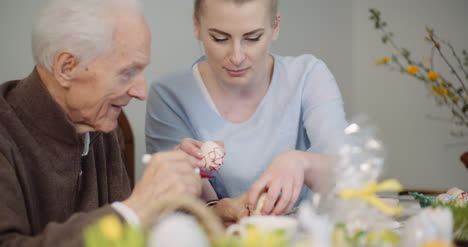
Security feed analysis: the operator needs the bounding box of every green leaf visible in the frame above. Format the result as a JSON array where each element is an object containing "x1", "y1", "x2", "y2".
[
  {"x1": 463, "y1": 104, "x2": 468, "y2": 113},
  {"x1": 402, "y1": 49, "x2": 410, "y2": 58},
  {"x1": 382, "y1": 36, "x2": 388, "y2": 44}
]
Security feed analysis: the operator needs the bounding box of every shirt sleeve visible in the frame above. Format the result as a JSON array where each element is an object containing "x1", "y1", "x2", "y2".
[
  {"x1": 145, "y1": 81, "x2": 196, "y2": 154},
  {"x1": 111, "y1": 202, "x2": 140, "y2": 227},
  {"x1": 0, "y1": 153, "x2": 120, "y2": 247},
  {"x1": 301, "y1": 59, "x2": 348, "y2": 154}
]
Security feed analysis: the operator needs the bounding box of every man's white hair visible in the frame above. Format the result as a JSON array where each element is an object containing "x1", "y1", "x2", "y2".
[{"x1": 32, "y1": 0, "x2": 143, "y2": 72}]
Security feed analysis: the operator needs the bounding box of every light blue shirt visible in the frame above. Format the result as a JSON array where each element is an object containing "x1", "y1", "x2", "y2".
[{"x1": 146, "y1": 54, "x2": 347, "y2": 202}]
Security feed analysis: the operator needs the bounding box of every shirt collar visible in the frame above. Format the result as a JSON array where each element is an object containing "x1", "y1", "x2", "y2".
[{"x1": 9, "y1": 68, "x2": 101, "y2": 148}]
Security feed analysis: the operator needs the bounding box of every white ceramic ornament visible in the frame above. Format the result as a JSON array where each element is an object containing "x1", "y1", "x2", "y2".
[
  {"x1": 147, "y1": 213, "x2": 210, "y2": 247},
  {"x1": 201, "y1": 141, "x2": 225, "y2": 171}
]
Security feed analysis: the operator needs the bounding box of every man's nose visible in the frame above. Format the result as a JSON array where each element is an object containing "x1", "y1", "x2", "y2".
[{"x1": 128, "y1": 75, "x2": 147, "y2": 101}]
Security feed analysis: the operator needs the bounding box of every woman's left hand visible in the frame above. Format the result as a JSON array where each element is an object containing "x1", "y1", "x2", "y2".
[
  {"x1": 246, "y1": 150, "x2": 306, "y2": 216},
  {"x1": 210, "y1": 194, "x2": 249, "y2": 227}
]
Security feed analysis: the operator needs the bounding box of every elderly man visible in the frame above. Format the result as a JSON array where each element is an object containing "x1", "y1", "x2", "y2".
[{"x1": 0, "y1": 0, "x2": 202, "y2": 246}]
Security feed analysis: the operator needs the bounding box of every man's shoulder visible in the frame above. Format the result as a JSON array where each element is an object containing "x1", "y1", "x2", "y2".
[
  {"x1": 0, "y1": 111, "x2": 17, "y2": 158},
  {"x1": 0, "y1": 80, "x2": 22, "y2": 142},
  {"x1": 0, "y1": 80, "x2": 20, "y2": 114}
]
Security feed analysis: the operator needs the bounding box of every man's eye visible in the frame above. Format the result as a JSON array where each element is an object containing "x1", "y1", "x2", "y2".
[
  {"x1": 211, "y1": 35, "x2": 228, "y2": 42},
  {"x1": 121, "y1": 69, "x2": 136, "y2": 80}
]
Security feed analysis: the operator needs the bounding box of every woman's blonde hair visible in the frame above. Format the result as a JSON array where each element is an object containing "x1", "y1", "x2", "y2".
[{"x1": 194, "y1": 0, "x2": 278, "y2": 26}]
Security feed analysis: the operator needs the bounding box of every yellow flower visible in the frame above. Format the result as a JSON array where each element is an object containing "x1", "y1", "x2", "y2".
[
  {"x1": 441, "y1": 88, "x2": 449, "y2": 96},
  {"x1": 381, "y1": 57, "x2": 390, "y2": 64},
  {"x1": 407, "y1": 65, "x2": 418, "y2": 75},
  {"x1": 440, "y1": 79, "x2": 446, "y2": 85},
  {"x1": 375, "y1": 57, "x2": 390, "y2": 65},
  {"x1": 432, "y1": 86, "x2": 449, "y2": 96},
  {"x1": 428, "y1": 71, "x2": 439, "y2": 80},
  {"x1": 244, "y1": 225, "x2": 261, "y2": 246},
  {"x1": 421, "y1": 238, "x2": 454, "y2": 247},
  {"x1": 98, "y1": 215, "x2": 123, "y2": 242}
]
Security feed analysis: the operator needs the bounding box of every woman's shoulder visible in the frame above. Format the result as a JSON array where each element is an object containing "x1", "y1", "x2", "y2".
[
  {"x1": 273, "y1": 54, "x2": 332, "y2": 83},
  {"x1": 150, "y1": 68, "x2": 195, "y2": 90},
  {"x1": 274, "y1": 54, "x2": 327, "y2": 69}
]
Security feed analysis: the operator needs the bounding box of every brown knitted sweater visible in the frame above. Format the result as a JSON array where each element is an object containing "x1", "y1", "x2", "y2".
[{"x1": 0, "y1": 69, "x2": 132, "y2": 246}]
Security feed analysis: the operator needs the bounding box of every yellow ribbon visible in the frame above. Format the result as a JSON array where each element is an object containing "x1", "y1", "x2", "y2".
[{"x1": 338, "y1": 179, "x2": 404, "y2": 216}]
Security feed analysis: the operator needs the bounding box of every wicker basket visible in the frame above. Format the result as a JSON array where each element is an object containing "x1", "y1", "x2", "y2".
[{"x1": 140, "y1": 196, "x2": 224, "y2": 243}]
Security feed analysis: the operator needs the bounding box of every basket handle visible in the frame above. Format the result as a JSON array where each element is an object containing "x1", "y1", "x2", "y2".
[{"x1": 141, "y1": 196, "x2": 224, "y2": 242}]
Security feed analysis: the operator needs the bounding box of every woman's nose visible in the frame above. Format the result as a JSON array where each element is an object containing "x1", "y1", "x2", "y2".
[{"x1": 229, "y1": 42, "x2": 246, "y2": 66}]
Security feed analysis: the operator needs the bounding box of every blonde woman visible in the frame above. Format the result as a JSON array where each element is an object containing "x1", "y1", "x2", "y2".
[{"x1": 146, "y1": 0, "x2": 347, "y2": 220}]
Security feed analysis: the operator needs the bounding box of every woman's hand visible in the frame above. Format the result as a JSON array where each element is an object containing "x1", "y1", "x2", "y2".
[
  {"x1": 210, "y1": 194, "x2": 249, "y2": 227},
  {"x1": 247, "y1": 150, "x2": 306, "y2": 216},
  {"x1": 247, "y1": 151, "x2": 336, "y2": 216},
  {"x1": 174, "y1": 138, "x2": 224, "y2": 160}
]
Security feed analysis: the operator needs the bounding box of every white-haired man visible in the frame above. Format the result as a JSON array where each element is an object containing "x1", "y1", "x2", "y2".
[{"x1": 0, "y1": 0, "x2": 202, "y2": 246}]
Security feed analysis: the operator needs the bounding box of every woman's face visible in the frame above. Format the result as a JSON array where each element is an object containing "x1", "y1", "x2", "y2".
[{"x1": 194, "y1": 0, "x2": 280, "y2": 87}]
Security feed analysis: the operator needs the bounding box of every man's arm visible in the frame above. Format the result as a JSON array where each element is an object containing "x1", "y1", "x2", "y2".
[{"x1": 0, "y1": 153, "x2": 122, "y2": 247}]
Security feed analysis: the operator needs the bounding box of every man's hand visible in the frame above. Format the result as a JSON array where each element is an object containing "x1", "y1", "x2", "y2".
[
  {"x1": 211, "y1": 194, "x2": 249, "y2": 227},
  {"x1": 123, "y1": 150, "x2": 203, "y2": 219},
  {"x1": 247, "y1": 150, "x2": 306, "y2": 216}
]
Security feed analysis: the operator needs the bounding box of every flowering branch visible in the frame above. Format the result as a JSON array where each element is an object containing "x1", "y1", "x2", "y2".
[{"x1": 369, "y1": 8, "x2": 468, "y2": 136}]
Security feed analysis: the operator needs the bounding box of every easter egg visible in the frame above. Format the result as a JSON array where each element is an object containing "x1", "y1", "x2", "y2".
[{"x1": 201, "y1": 141, "x2": 225, "y2": 171}]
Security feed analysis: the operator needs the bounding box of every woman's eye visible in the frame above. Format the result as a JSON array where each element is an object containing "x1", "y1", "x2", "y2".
[
  {"x1": 211, "y1": 35, "x2": 228, "y2": 42},
  {"x1": 246, "y1": 34, "x2": 263, "y2": 42}
]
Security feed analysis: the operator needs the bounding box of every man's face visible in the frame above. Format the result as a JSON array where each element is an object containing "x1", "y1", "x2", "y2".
[{"x1": 65, "y1": 13, "x2": 151, "y2": 133}]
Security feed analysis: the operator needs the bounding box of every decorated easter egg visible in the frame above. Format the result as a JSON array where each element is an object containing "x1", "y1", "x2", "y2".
[
  {"x1": 251, "y1": 193, "x2": 267, "y2": 216},
  {"x1": 201, "y1": 141, "x2": 225, "y2": 171}
]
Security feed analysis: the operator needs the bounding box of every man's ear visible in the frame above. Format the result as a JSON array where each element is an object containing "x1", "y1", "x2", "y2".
[
  {"x1": 53, "y1": 50, "x2": 80, "y2": 88},
  {"x1": 193, "y1": 15, "x2": 201, "y2": 41},
  {"x1": 272, "y1": 13, "x2": 281, "y2": 41}
]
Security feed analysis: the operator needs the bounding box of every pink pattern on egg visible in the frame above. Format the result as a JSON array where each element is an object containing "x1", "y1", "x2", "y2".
[{"x1": 206, "y1": 147, "x2": 224, "y2": 170}]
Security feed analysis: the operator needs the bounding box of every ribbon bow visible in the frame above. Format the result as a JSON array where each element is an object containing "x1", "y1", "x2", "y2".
[{"x1": 338, "y1": 179, "x2": 404, "y2": 216}]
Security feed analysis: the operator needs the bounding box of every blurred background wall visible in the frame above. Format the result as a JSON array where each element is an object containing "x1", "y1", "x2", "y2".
[{"x1": 0, "y1": 0, "x2": 466, "y2": 190}]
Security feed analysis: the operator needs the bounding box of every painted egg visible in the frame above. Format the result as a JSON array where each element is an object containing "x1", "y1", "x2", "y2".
[
  {"x1": 201, "y1": 141, "x2": 225, "y2": 171},
  {"x1": 251, "y1": 193, "x2": 267, "y2": 216}
]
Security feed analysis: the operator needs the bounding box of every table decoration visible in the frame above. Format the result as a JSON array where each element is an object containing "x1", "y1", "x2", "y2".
[
  {"x1": 369, "y1": 8, "x2": 468, "y2": 169},
  {"x1": 369, "y1": 8, "x2": 468, "y2": 136},
  {"x1": 83, "y1": 119, "x2": 462, "y2": 246},
  {"x1": 410, "y1": 188, "x2": 468, "y2": 243}
]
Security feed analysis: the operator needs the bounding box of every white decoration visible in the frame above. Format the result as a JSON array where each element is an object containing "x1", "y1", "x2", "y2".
[{"x1": 147, "y1": 213, "x2": 210, "y2": 247}]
